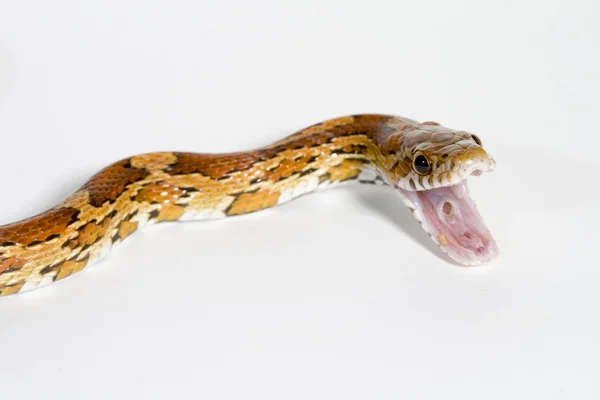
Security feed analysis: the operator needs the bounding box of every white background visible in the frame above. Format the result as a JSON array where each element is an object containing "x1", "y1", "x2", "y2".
[{"x1": 0, "y1": 1, "x2": 599, "y2": 399}]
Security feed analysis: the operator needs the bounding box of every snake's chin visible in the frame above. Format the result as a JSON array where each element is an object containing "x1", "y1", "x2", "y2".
[{"x1": 396, "y1": 179, "x2": 498, "y2": 266}]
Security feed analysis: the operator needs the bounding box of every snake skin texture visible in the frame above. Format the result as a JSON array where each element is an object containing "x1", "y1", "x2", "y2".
[{"x1": 0, "y1": 114, "x2": 497, "y2": 296}]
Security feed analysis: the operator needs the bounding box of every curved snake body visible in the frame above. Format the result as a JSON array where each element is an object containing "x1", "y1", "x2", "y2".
[{"x1": 0, "y1": 114, "x2": 497, "y2": 296}]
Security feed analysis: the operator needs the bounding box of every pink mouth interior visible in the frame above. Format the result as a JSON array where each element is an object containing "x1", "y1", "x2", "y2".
[{"x1": 399, "y1": 180, "x2": 498, "y2": 265}]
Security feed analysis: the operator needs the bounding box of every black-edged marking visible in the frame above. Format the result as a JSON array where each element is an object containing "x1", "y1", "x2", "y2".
[
  {"x1": 46, "y1": 234, "x2": 61, "y2": 242},
  {"x1": 265, "y1": 163, "x2": 281, "y2": 172},
  {"x1": 125, "y1": 209, "x2": 139, "y2": 221},
  {"x1": 40, "y1": 260, "x2": 64, "y2": 276},
  {"x1": 106, "y1": 210, "x2": 118, "y2": 219},
  {"x1": 409, "y1": 178, "x2": 417, "y2": 191},
  {"x1": 299, "y1": 167, "x2": 318, "y2": 177},
  {"x1": 66, "y1": 210, "x2": 81, "y2": 226},
  {"x1": 149, "y1": 209, "x2": 160, "y2": 219}
]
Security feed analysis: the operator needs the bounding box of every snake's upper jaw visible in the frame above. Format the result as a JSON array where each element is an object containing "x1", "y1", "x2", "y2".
[{"x1": 396, "y1": 176, "x2": 498, "y2": 266}]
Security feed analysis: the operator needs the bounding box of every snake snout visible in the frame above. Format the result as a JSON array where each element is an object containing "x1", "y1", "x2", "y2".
[{"x1": 451, "y1": 148, "x2": 496, "y2": 183}]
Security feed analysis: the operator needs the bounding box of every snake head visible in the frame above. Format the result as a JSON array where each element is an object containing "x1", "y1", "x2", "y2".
[{"x1": 377, "y1": 119, "x2": 498, "y2": 265}]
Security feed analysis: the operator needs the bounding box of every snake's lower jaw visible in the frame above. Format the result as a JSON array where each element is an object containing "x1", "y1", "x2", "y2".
[{"x1": 396, "y1": 180, "x2": 498, "y2": 266}]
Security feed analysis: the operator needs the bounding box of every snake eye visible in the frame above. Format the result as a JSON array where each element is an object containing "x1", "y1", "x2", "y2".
[
  {"x1": 413, "y1": 154, "x2": 431, "y2": 175},
  {"x1": 471, "y1": 134, "x2": 482, "y2": 147}
]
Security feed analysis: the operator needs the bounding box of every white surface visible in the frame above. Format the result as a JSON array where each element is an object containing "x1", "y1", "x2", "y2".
[{"x1": 0, "y1": 1, "x2": 599, "y2": 398}]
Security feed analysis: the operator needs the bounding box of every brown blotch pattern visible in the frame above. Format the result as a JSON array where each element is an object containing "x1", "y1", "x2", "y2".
[
  {"x1": 82, "y1": 159, "x2": 149, "y2": 207},
  {"x1": 135, "y1": 181, "x2": 185, "y2": 205},
  {"x1": 169, "y1": 152, "x2": 261, "y2": 180},
  {"x1": 76, "y1": 218, "x2": 112, "y2": 247},
  {"x1": 0, "y1": 208, "x2": 80, "y2": 246},
  {"x1": 168, "y1": 115, "x2": 393, "y2": 181},
  {"x1": 130, "y1": 152, "x2": 178, "y2": 170}
]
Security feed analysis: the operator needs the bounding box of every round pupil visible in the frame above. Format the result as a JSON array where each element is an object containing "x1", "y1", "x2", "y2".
[{"x1": 414, "y1": 155, "x2": 430, "y2": 174}]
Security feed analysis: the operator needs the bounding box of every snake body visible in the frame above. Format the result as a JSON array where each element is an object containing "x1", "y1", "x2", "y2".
[{"x1": 0, "y1": 114, "x2": 497, "y2": 296}]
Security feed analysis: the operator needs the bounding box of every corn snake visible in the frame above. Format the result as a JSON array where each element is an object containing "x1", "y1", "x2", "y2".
[{"x1": 0, "y1": 114, "x2": 497, "y2": 296}]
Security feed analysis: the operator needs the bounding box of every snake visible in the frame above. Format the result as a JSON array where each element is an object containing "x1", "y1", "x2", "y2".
[{"x1": 0, "y1": 114, "x2": 498, "y2": 296}]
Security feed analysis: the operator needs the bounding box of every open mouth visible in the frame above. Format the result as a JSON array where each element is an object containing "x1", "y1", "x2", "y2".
[{"x1": 396, "y1": 173, "x2": 498, "y2": 265}]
